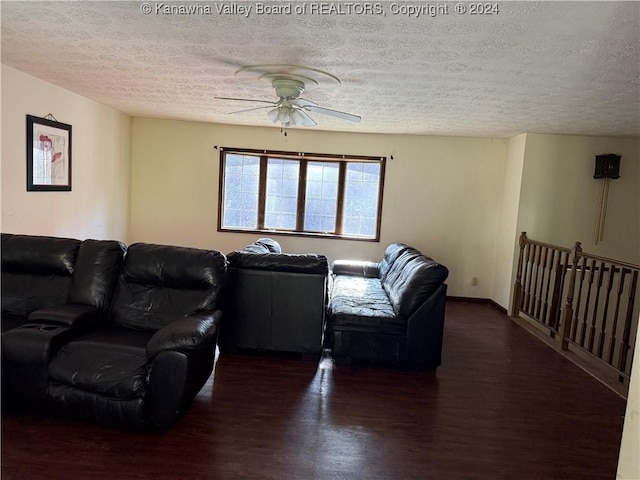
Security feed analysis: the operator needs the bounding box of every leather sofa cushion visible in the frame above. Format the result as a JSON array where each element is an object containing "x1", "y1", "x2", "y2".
[
  {"x1": 68, "y1": 240, "x2": 126, "y2": 309},
  {"x1": 329, "y1": 276, "x2": 405, "y2": 334},
  {"x1": 49, "y1": 328, "x2": 153, "y2": 399},
  {"x1": 378, "y1": 243, "x2": 416, "y2": 283},
  {"x1": 382, "y1": 246, "x2": 423, "y2": 287},
  {"x1": 112, "y1": 243, "x2": 227, "y2": 331},
  {"x1": 1, "y1": 234, "x2": 81, "y2": 319},
  {"x1": 382, "y1": 254, "x2": 449, "y2": 318},
  {"x1": 48, "y1": 384, "x2": 147, "y2": 426},
  {"x1": 1, "y1": 233, "x2": 80, "y2": 276},
  {"x1": 1, "y1": 275, "x2": 73, "y2": 321},
  {"x1": 122, "y1": 243, "x2": 226, "y2": 291}
]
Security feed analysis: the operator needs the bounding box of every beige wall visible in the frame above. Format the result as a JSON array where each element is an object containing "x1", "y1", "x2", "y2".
[
  {"x1": 517, "y1": 133, "x2": 640, "y2": 264},
  {"x1": 3, "y1": 64, "x2": 637, "y2": 304},
  {"x1": 130, "y1": 117, "x2": 507, "y2": 298},
  {"x1": 1, "y1": 65, "x2": 131, "y2": 241},
  {"x1": 617, "y1": 317, "x2": 640, "y2": 479},
  {"x1": 491, "y1": 134, "x2": 526, "y2": 310}
]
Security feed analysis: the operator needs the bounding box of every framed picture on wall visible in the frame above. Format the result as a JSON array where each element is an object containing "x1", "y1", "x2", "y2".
[{"x1": 26, "y1": 114, "x2": 72, "y2": 191}]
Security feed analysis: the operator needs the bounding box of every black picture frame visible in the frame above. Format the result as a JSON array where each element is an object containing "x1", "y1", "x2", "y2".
[{"x1": 26, "y1": 114, "x2": 72, "y2": 191}]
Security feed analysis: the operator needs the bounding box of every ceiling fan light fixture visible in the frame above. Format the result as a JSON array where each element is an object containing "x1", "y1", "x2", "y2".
[
  {"x1": 290, "y1": 109, "x2": 306, "y2": 126},
  {"x1": 268, "y1": 105, "x2": 309, "y2": 128},
  {"x1": 277, "y1": 108, "x2": 291, "y2": 124},
  {"x1": 267, "y1": 107, "x2": 280, "y2": 123}
]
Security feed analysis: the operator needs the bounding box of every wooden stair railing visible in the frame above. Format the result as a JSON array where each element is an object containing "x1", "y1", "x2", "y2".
[
  {"x1": 512, "y1": 233, "x2": 571, "y2": 334},
  {"x1": 512, "y1": 232, "x2": 638, "y2": 390}
]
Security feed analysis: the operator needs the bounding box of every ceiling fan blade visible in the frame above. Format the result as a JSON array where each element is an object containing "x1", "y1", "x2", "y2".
[
  {"x1": 215, "y1": 96, "x2": 276, "y2": 105},
  {"x1": 303, "y1": 105, "x2": 361, "y2": 123},
  {"x1": 227, "y1": 105, "x2": 273, "y2": 115},
  {"x1": 290, "y1": 97, "x2": 318, "y2": 107}
]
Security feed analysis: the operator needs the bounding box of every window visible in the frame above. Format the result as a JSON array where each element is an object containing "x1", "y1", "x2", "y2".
[{"x1": 219, "y1": 148, "x2": 386, "y2": 241}]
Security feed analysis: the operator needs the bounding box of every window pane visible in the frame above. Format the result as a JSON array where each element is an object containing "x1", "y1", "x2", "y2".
[
  {"x1": 219, "y1": 150, "x2": 384, "y2": 240},
  {"x1": 304, "y1": 162, "x2": 338, "y2": 233},
  {"x1": 342, "y1": 162, "x2": 381, "y2": 237},
  {"x1": 265, "y1": 158, "x2": 299, "y2": 230},
  {"x1": 222, "y1": 154, "x2": 259, "y2": 229}
]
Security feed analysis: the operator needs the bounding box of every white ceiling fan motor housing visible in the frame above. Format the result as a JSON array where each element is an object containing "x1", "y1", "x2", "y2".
[{"x1": 272, "y1": 79, "x2": 305, "y2": 99}]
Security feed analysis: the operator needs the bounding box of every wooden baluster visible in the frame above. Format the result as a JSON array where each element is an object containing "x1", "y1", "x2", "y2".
[
  {"x1": 597, "y1": 263, "x2": 617, "y2": 359},
  {"x1": 521, "y1": 243, "x2": 530, "y2": 313},
  {"x1": 618, "y1": 270, "x2": 638, "y2": 375},
  {"x1": 511, "y1": 232, "x2": 527, "y2": 318},
  {"x1": 572, "y1": 256, "x2": 588, "y2": 342},
  {"x1": 542, "y1": 248, "x2": 554, "y2": 327},
  {"x1": 523, "y1": 243, "x2": 535, "y2": 314},
  {"x1": 528, "y1": 244, "x2": 537, "y2": 318},
  {"x1": 580, "y1": 258, "x2": 597, "y2": 348},
  {"x1": 607, "y1": 268, "x2": 628, "y2": 365},
  {"x1": 535, "y1": 246, "x2": 548, "y2": 323},
  {"x1": 549, "y1": 250, "x2": 565, "y2": 331},
  {"x1": 559, "y1": 242, "x2": 582, "y2": 350},
  {"x1": 527, "y1": 244, "x2": 540, "y2": 316},
  {"x1": 588, "y1": 261, "x2": 606, "y2": 353}
]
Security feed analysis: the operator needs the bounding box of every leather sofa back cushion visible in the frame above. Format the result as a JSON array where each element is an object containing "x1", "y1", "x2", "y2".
[
  {"x1": 1, "y1": 233, "x2": 80, "y2": 276},
  {"x1": 379, "y1": 243, "x2": 415, "y2": 283},
  {"x1": 227, "y1": 252, "x2": 328, "y2": 274},
  {"x1": 1, "y1": 234, "x2": 80, "y2": 317},
  {"x1": 111, "y1": 243, "x2": 227, "y2": 331},
  {"x1": 68, "y1": 240, "x2": 126, "y2": 309},
  {"x1": 382, "y1": 253, "x2": 449, "y2": 318}
]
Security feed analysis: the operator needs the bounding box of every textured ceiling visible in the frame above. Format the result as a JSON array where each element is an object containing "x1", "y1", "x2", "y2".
[{"x1": 1, "y1": 1, "x2": 639, "y2": 137}]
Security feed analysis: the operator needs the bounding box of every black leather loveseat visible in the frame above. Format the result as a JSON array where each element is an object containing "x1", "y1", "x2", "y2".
[
  {"x1": 327, "y1": 243, "x2": 449, "y2": 370},
  {"x1": 219, "y1": 238, "x2": 328, "y2": 357},
  {"x1": 2, "y1": 233, "x2": 227, "y2": 428}
]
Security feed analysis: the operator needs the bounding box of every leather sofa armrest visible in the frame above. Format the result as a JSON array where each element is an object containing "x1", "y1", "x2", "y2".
[
  {"x1": 403, "y1": 283, "x2": 448, "y2": 369},
  {"x1": 146, "y1": 310, "x2": 221, "y2": 358},
  {"x1": 27, "y1": 304, "x2": 102, "y2": 327},
  {"x1": 331, "y1": 260, "x2": 380, "y2": 278}
]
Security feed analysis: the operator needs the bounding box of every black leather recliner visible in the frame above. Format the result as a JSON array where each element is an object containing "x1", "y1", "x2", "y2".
[
  {"x1": 46, "y1": 242, "x2": 228, "y2": 428},
  {"x1": 1, "y1": 233, "x2": 126, "y2": 410},
  {"x1": 220, "y1": 238, "x2": 328, "y2": 357}
]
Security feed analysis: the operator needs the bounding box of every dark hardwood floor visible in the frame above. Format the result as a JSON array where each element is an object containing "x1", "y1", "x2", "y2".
[{"x1": 1, "y1": 302, "x2": 627, "y2": 480}]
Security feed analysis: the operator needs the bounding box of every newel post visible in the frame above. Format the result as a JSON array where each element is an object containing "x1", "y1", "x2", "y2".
[
  {"x1": 511, "y1": 232, "x2": 528, "y2": 318},
  {"x1": 559, "y1": 241, "x2": 582, "y2": 350}
]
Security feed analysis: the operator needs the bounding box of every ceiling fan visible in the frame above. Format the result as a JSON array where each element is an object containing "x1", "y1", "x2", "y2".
[{"x1": 215, "y1": 65, "x2": 361, "y2": 128}]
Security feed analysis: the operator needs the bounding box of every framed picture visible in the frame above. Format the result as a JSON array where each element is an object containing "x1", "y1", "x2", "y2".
[{"x1": 26, "y1": 115, "x2": 72, "y2": 191}]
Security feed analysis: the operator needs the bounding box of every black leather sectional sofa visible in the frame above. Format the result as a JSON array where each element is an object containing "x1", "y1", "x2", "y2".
[
  {"x1": 1, "y1": 233, "x2": 227, "y2": 428},
  {"x1": 2, "y1": 233, "x2": 449, "y2": 429},
  {"x1": 328, "y1": 243, "x2": 449, "y2": 370}
]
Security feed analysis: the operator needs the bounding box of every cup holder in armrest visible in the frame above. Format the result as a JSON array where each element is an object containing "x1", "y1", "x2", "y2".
[
  {"x1": 19, "y1": 324, "x2": 60, "y2": 332},
  {"x1": 40, "y1": 325, "x2": 60, "y2": 332}
]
